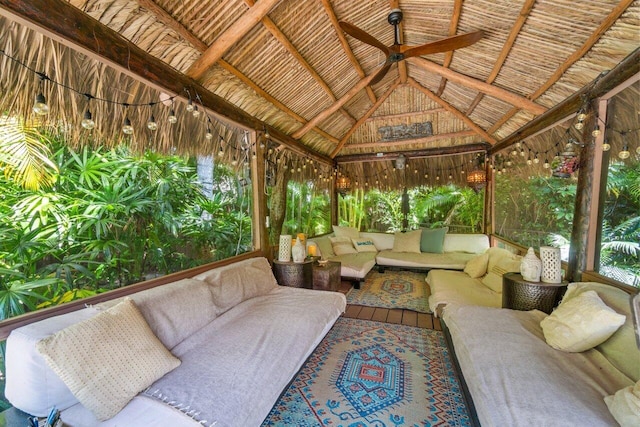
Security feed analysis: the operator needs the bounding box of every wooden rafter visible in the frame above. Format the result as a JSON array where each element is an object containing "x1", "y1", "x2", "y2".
[
  {"x1": 390, "y1": 0, "x2": 408, "y2": 83},
  {"x1": 321, "y1": 0, "x2": 377, "y2": 104},
  {"x1": 366, "y1": 108, "x2": 446, "y2": 122},
  {"x1": 137, "y1": 0, "x2": 339, "y2": 144},
  {"x1": 408, "y1": 56, "x2": 546, "y2": 115},
  {"x1": 340, "y1": 130, "x2": 478, "y2": 150},
  {"x1": 292, "y1": 72, "x2": 378, "y2": 139},
  {"x1": 244, "y1": 0, "x2": 356, "y2": 125},
  {"x1": 490, "y1": 0, "x2": 633, "y2": 135},
  {"x1": 330, "y1": 80, "x2": 401, "y2": 158},
  {"x1": 436, "y1": 0, "x2": 463, "y2": 96},
  {"x1": 0, "y1": 0, "x2": 333, "y2": 166},
  {"x1": 336, "y1": 142, "x2": 490, "y2": 163},
  {"x1": 465, "y1": 0, "x2": 536, "y2": 117},
  {"x1": 186, "y1": 0, "x2": 281, "y2": 80},
  {"x1": 409, "y1": 78, "x2": 497, "y2": 144}
]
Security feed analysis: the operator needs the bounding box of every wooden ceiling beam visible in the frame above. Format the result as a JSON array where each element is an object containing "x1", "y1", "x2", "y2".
[
  {"x1": 366, "y1": 108, "x2": 446, "y2": 122},
  {"x1": 0, "y1": 0, "x2": 333, "y2": 166},
  {"x1": 186, "y1": 0, "x2": 280, "y2": 80},
  {"x1": 330, "y1": 80, "x2": 400, "y2": 158},
  {"x1": 409, "y1": 57, "x2": 546, "y2": 115},
  {"x1": 336, "y1": 141, "x2": 490, "y2": 163},
  {"x1": 408, "y1": 78, "x2": 497, "y2": 144},
  {"x1": 465, "y1": 0, "x2": 536, "y2": 117},
  {"x1": 341, "y1": 130, "x2": 478, "y2": 150},
  {"x1": 490, "y1": 0, "x2": 633, "y2": 135},
  {"x1": 217, "y1": 60, "x2": 339, "y2": 143},
  {"x1": 245, "y1": 0, "x2": 356, "y2": 126},
  {"x1": 321, "y1": 0, "x2": 377, "y2": 104},
  {"x1": 136, "y1": 0, "x2": 207, "y2": 52},
  {"x1": 436, "y1": 0, "x2": 463, "y2": 96},
  {"x1": 292, "y1": 72, "x2": 378, "y2": 139},
  {"x1": 491, "y1": 48, "x2": 640, "y2": 154}
]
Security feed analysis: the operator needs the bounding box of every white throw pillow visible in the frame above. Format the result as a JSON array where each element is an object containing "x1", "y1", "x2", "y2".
[
  {"x1": 464, "y1": 252, "x2": 489, "y2": 278},
  {"x1": 332, "y1": 225, "x2": 360, "y2": 239},
  {"x1": 604, "y1": 380, "x2": 640, "y2": 427},
  {"x1": 351, "y1": 238, "x2": 377, "y2": 253},
  {"x1": 36, "y1": 298, "x2": 180, "y2": 421},
  {"x1": 481, "y1": 256, "x2": 522, "y2": 293},
  {"x1": 392, "y1": 230, "x2": 422, "y2": 254},
  {"x1": 540, "y1": 290, "x2": 626, "y2": 352},
  {"x1": 330, "y1": 236, "x2": 357, "y2": 255}
]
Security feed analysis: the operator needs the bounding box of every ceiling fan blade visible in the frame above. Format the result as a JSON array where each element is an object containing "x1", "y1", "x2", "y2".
[
  {"x1": 402, "y1": 30, "x2": 484, "y2": 58},
  {"x1": 339, "y1": 21, "x2": 390, "y2": 55},
  {"x1": 370, "y1": 62, "x2": 393, "y2": 85}
]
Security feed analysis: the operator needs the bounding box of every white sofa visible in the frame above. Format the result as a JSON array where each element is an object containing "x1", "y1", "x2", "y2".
[
  {"x1": 426, "y1": 246, "x2": 522, "y2": 315},
  {"x1": 308, "y1": 231, "x2": 490, "y2": 285},
  {"x1": 5, "y1": 257, "x2": 346, "y2": 427},
  {"x1": 442, "y1": 282, "x2": 640, "y2": 426}
]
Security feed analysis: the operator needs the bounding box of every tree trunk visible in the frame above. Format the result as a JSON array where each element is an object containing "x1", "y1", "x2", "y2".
[{"x1": 269, "y1": 167, "x2": 289, "y2": 246}]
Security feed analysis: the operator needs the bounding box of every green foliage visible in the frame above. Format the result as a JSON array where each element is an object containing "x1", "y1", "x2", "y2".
[
  {"x1": 0, "y1": 137, "x2": 253, "y2": 319},
  {"x1": 283, "y1": 181, "x2": 330, "y2": 236}
]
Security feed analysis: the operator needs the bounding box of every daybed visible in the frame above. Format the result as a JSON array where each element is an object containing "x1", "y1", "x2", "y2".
[
  {"x1": 443, "y1": 282, "x2": 640, "y2": 427},
  {"x1": 426, "y1": 246, "x2": 522, "y2": 315},
  {"x1": 5, "y1": 256, "x2": 346, "y2": 427},
  {"x1": 308, "y1": 226, "x2": 490, "y2": 284}
]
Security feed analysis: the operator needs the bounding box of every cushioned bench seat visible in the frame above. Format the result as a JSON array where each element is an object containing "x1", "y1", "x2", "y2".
[{"x1": 376, "y1": 250, "x2": 476, "y2": 270}]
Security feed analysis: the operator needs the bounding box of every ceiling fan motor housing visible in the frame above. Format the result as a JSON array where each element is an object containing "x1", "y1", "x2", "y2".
[{"x1": 388, "y1": 9, "x2": 403, "y2": 25}]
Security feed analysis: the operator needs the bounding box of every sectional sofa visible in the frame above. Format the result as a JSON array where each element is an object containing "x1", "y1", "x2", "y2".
[
  {"x1": 308, "y1": 226, "x2": 490, "y2": 285},
  {"x1": 5, "y1": 257, "x2": 346, "y2": 426}
]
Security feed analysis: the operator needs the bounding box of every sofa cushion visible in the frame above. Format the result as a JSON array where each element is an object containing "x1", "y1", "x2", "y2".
[
  {"x1": 427, "y1": 270, "x2": 501, "y2": 315},
  {"x1": 420, "y1": 227, "x2": 448, "y2": 253},
  {"x1": 330, "y1": 252, "x2": 377, "y2": 279},
  {"x1": 332, "y1": 225, "x2": 359, "y2": 239},
  {"x1": 540, "y1": 290, "x2": 625, "y2": 353},
  {"x1": 564, "y1": 282, "x2": 639, "y2": 382},
  {"x1": 351, "y1": 237, "x2": 377, "y2": 253},
  {"x1": 127, "y1": 278, "x2": 217, "y2": 349},
  {"x1": 604, "y1": 380, "x2": 640, "y2": 427},
  {"x1": 377, "y1": 250, "x2": 475, "y2": 270},
  {"x1": 314, "y1": 235, "x2": 335, "y2": 259},
  {"x1": 193, "y1": 257, "x2": 279, "y2": 314},
  {"x1": 464, "y1": 252, "x2": 489, "y2": 278},
  {"x1": 481, "y1": 256, "x2": 522, "y2": 293},
  {"x1": 36, "y1": 299, "x2": 180, "y2": 421},
  {"x1": 442, "y1": 233, "x2": 490, "y2": 254},
  {"x1": 330, "y1": 236, "x2": 357, "y2": 255},
  {"x1": 392, "y1": 229, "x2": 421, "y2": 253}
]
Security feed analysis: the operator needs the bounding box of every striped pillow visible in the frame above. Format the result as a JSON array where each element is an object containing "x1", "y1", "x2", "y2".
[{"x1": 351, "y1": 238, "x2": 377, "y2": 253}]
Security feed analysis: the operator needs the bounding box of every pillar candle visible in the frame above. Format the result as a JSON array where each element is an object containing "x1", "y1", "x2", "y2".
[{"x1": 308, "y1": 245, "x2": 317, "y2": 257}]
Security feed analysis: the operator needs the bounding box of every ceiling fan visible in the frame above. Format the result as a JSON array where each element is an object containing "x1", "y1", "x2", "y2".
[{"x1": 340, "y1": 9, "x2": 484, "y2": 85}]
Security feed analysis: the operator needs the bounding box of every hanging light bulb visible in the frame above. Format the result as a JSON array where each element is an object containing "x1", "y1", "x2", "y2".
[
  {"x1": 636, "y1": 146, "x2": 640, "y2": 155},
  {"x1": 602, "y1": 141, "x2": 611, "y2": 151},
  {"x1": 618, "y1": 145, "x2": 631, "y2": 160},
  {"x1": 264, "y1": 126, "x2": 270, "y2": 140},
  {"x1": 33, "y1": 92, "x2": 49, "y2": 115},
  {"x1": 168, "y1": 109, "x2": 178, "y2": 124},
  {"x1": 577, "y1": 111, "x2": 587, "y2": 121},
  {"x1": 81, "y1": 109, "x2": 95, "y2": 130},
  {"x1": 592, "y1": 126, "x2": 601, "y2": 137},
  {"x1": 147, "y1": 115, "x2": 158, "y2": 131},
  {"x1": 520, "y1": 149, "x2": 525, "y2": 157},
  {"x1": 122, "y1": 117, "x2": 134, "y2": 135},
  {"x1": 192, "y1": 105, "x2": 200, "y2": 118},
  {"x1": 533, "y1": 153, "x2": 540, "y2": 164},
  {"x1": 574, "y1": 121, "x2": 584, "y2": 130},
  {"x1": 231, "y1": 155, "x2": 238, "y2": 166},
  {"x1": 543, "y1": 159, "x2": 550, "y2": 169},
  {"x1": 205, "y1": 127, "x2": 213, "y2": 140},
  {"x1": 186, "y1": 99, "x2": 194, "y2": 112},
  {"x1": 252, "y1": 151, "x2": 256, "y2": 159},
  {"x1": 527, "y1": 158, "x2": 533, "y2": 166}
]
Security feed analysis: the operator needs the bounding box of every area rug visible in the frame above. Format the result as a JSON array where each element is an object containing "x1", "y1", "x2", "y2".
[
  {"x1": 262, "y1": 317, "x2": 470, "y2": 426},
  {"x1": 347, "y1": 270, "x2": 431, "y2": 313}
]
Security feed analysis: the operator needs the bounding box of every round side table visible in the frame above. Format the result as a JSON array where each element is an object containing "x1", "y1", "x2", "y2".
[
  {"x1": 272, "y1": 260, "x2": 313, "y2": 288},
  {"x1": 502, "y1": 272, "x2": 567, "y2": 314}
]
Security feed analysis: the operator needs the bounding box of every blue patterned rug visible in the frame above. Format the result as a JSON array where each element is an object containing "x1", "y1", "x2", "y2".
[
  {"x1": 347, "y1": 271, "x2": 431, "y2": 313},
  {"x1": 262, "y1": 317, "x2": 470, "y2": 426}
]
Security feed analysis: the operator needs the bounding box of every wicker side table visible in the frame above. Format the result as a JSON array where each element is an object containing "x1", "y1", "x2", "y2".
[
  {"x1": 272, "y1": 260, "x2": 313, "y2": 289},
  {"x1": 312, "y1": 261, "x2": 341, "y2": 291},
  {"x1": 502, "y1": 272, "x2": 567, "y2": 314}
]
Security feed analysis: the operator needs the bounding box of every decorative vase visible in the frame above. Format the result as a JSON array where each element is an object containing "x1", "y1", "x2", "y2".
[
  {"x1": 292, "y1": 238, "x2": 306, "y2": 263},
  {"x1": 540, "y1": 246, "x2": 562, "y2": 284},
  {"x1": 278, "y1": 235, "x2": 292, "y2": 262},
  {"x1": 520, "y1": 247, "x2": 542, "y2": 282}
]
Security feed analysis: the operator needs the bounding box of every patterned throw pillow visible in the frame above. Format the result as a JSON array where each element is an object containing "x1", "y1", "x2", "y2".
[
  {"x1": 330, "y1": 236, "x2": 357, "y2": 255},
  {"x1": 37, "y1": 298, "x2": 180, "y2": 421},
  {"x1": 351, "y1": 238, "x2": 377, "y2": 253}
]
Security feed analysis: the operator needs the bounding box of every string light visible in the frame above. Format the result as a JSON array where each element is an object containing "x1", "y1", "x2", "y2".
[
  {"x1": 205, "y1": 127, "x2": 213, "y2": 140},
  {"x1": 147, "y1": 114, "x2": 158, "y2": 131},
  {"x1": 81, "y1": 109, "x2": 95, "y2": 130},
  {"x1": 602, "y1": 140, "x2": 611, "y2": 151},
  {"x1": 618, "y1": 144, "x2": 630, "y2": 159},
  {"x1": 168, "y1": 108, "x2": 177, "y2": 123},
  {"x1": 192, "y1": 105, "x2": 200, "y2": 118},
  {"x1": 122, "y1": 116, "x2": 134, "y2": 135},
  {"x1": 32, "y1": 73, "x2": 49, "y2": 116},
  {"x1": 186, "y1": 99, "x2": 194, "y2": 112}
]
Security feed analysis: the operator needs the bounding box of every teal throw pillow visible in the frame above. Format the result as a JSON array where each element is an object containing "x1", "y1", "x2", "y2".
[{"x1": 420, "y1": 227, "x2": 448, "y2": 253}]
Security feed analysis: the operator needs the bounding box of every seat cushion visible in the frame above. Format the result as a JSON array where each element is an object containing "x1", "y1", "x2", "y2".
[
  {"x1": 329, "y1": 252, "x2": 376, "y2": 279},
  {"x1": 426, "y1": 269, "x2": 501, "y2": 315}
]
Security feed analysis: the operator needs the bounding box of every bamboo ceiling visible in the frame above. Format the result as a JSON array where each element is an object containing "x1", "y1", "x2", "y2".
[{"x1": 0, "y1": 0, "x2": 638, "y2": 188}]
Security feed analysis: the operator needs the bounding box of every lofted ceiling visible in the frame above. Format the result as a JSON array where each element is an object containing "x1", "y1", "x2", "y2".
[{"x1": 0, "y1": 0, "x2": 638, "y2": 187}]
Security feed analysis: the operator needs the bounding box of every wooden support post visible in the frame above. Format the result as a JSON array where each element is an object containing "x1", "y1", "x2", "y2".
[
  {"x1": 568, "y1": 99, "x2": 599, "y2": 281},
  {"x1": 251, "y1": 132, "x2": 269, "y2": 256},
  {"x1": 484, "y1": 161, "x2": 494, "y2": 235}
]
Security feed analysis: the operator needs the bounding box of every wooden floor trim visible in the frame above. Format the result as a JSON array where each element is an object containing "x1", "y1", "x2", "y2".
[{"x1": 343, "y1": 304, "x2": 441, "y2": 331}]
